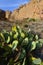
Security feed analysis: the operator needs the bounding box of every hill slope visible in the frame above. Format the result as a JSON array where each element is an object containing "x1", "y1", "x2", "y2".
[
  {"x1": 0, "y1": 0, "x2": 43, "y2": 21},
  {"x1": 9, "y1": 0, "x2": 43, "y2": 21},
  {"x1": 0, "y1": 0, "x2": 43, "y2": 39}
]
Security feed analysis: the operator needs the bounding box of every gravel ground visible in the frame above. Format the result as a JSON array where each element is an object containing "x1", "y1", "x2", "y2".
[{"x1": 0, "y1": 20, "x2": 43, "y2": 38}]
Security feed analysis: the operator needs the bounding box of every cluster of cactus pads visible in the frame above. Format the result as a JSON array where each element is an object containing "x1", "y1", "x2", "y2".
[{"x1": 0, "y1": 25, "x2": 43, "y2": 65}]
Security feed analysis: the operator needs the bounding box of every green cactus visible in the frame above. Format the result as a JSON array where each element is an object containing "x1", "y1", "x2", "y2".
[
  {"x1": 12, "y1": 40, "x2": 19, "y2": 50},
  {"x1": 0, "y1": 25, "x2": 43, "y2": 65},
  {"x1": 3, "y1": 32, "x2": 10, "y2": 44}
]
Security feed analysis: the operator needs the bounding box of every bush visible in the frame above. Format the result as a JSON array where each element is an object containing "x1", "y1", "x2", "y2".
[
  {"x1": 28, "y1": 18, "x2": 36, "y2": 22},
  {"x1": 0, "y1": 25, "x2": 43, "y2": 65}
]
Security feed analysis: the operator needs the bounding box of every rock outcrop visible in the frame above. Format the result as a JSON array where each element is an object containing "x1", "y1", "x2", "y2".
[
  {"x1": 0, "y1": 9, "x2": 5, "y2": 20},
  {"x1": 10, "y1": 0, "x2": 43, "y2": 21},
  {"x1": 5, "y1": 10, "x2": 12, "y2": 20},
  {"x1": 0, "y1": 9, "x2": 12, "y2": 21},
  {"x1": 0, "y1": 0, "x2": 43, "y2": 21}
]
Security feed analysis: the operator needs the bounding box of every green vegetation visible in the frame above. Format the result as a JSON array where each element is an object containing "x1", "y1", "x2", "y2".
[
  {"x1": 27, "y1": 18, "x2": 41, "y2": 22},
  {"x1": 27, "y1": 18, "x2": 36, "y2": 22},
  {"x1": 0, "y1": 25, "x2": 43, "y2": 65},
  {"x1": 22, "y1": 18, "x2": 41, "y2": 22}
]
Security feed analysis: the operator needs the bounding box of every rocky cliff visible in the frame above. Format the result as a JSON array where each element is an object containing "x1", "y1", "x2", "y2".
[
  {"x1": 0, "y1": 0, "x2": 43, "y2": 21},
  {"x1": 10, "y1": 0, "x2": 43, "y2": 21}
]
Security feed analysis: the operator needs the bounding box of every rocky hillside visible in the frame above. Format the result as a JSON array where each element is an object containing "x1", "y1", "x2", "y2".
[
  {"x1": 10, "y1": 0, "x2": 43, "y2": 21},
  {"x1": 0, "y1": 0, "x2": 43, "y2": 39},
  {"x1": 0, "y1": 0, "x2": 43, "y2": 21}
]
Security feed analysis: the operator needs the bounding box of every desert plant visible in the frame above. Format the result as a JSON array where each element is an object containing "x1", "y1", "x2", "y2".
[
  {"x1": 0, "y1": 25, "x2": 43, "y2": 65},
  {"x1": 28, "y1": 18, "x2": 36, "y2": 22}
]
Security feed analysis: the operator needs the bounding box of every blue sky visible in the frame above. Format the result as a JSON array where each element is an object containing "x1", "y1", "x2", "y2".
[{"x1": 0, "y1": 0, "x2": 30, "y2": 11}]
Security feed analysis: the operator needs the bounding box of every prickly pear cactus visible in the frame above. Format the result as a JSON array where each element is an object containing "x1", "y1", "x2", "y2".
[{"x1": 0, "y1": 25, "x2": 43, "y2": 65}]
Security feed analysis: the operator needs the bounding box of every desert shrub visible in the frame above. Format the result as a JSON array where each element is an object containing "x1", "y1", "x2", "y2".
[
  {"x1": 0, "y1": 25, "x2": 43, "y2": 65},
  {"x1": 28, "y1": 18, "x2": 36, "y2": 22}
]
